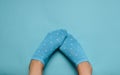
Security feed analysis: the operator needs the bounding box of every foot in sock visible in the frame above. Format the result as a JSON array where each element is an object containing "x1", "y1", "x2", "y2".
[
  {"x1": 31, "y1": 29, "x2": 67, "y2": 66},
  {"x1": 60, "y1": 34, "x2": 89, "y2": 67}
]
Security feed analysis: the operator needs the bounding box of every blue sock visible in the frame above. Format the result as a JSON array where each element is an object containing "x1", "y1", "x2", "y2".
[
  {"x1": 31, "y1": 29, "x2": 67, "y2": 66},
  {"x1": 60, "y1": 34, "x2": 89, "y2": 67}
]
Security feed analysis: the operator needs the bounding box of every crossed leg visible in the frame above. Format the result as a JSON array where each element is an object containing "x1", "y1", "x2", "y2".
[
  {"x1": 29, "y1": 30, "x2": 92, "y2": 75},
  {"x1": 29, "y1": 29, "x2": 67, "y2": 75},
  {"x1": 59, "y1": 34, "x2": 92, "y2": 75},
  {"x1": 29, "y1": 60, "x2": 92, "y2": 75}
]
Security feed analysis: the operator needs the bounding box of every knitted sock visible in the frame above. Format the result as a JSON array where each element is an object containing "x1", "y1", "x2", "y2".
[
  {"x1": 60, "y1": 34, "x2": 89, "y2": 67},
  {"x1": 31, "y1": 29, "x2": 67, "y2": 66}
]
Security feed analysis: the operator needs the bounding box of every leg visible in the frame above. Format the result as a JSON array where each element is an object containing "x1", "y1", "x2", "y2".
[
  {"x1": 29, "y1": 29, "x2": 67, "y2": 75},
  {"x1": 59, "y1": 34, "x2": 92, "y2": 75},
  {"x1": 29, "y1": 60, "x2": 43, "y2": 75},
  {"x1": 77, "y1": 61, "x2": 92, "y2": 75}
]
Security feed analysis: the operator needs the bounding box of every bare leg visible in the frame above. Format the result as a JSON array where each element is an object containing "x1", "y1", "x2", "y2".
[
  {"x1": 29, "y1": 60, "x2": 92, "y2": 75},
  {"x1": 59, "y1": 34, "x2": 92, "y2": 75},
  {"x1": 29, "y1": 60, "x2": 44, "y2": 75},
  {"x1": 29, "y1": 29, "x2": 67, "y2": 75},
  {"x1": 77, "y1": 61, "x2": 92, "y2": 75}
]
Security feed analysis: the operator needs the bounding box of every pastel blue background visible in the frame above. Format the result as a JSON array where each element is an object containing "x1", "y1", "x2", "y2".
[{"x1": 0, "y1": 0, "x2": 120, "y2": 75}]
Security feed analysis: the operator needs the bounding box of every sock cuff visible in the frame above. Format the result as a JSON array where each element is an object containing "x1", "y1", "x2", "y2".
[
  {"x1": 31, "y1": 55, "x2": 46, "y2": 65},
  {"x1": 76, "y1": 58, "x2": 89, "y2": 67}
]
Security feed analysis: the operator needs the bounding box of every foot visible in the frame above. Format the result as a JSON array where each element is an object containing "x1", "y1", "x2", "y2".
[
  {"x1": 60, "y1": 34, "x2": 89, "y2": 67},
  {"x1": 31, "y1": 29, "x2": 67, "y2": 66}
]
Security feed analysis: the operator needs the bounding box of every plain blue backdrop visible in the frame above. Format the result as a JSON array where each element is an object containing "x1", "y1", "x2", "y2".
[{"x1": 0, "y1": 0, "x2": 120, "y2": 75}]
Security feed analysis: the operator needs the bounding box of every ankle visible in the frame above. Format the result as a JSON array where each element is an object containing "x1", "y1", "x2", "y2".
[{"x1": 77, "y1": 62, "x2": 92, "y2": 75}]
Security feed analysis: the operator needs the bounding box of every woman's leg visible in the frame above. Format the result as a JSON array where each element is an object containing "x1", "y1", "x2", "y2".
[
  {"x1": 29, "y1": 60, "x2": 44, "y2": 75},
  {"x1": 77, "y1": 61, "x2": 92, "y2": 75},
  {"x1": 60, "y1": 34, "x2": 92, "y2": 75},
  {"x1": 29, "y1": 29, "x2": 67, "y2": 75}
]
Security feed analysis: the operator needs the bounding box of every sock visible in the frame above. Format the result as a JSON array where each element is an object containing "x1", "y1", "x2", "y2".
[
  {"x1": 31, "y1": 29, "x2": 67, "y2": 66},
  {"x1": 59, "y1": 34, "x2": 89, "y2": 67}
]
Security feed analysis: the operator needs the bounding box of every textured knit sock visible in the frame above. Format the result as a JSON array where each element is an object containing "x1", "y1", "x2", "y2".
[
  {"x1": 60, "y1": 34, "x2": 89, "y2": 67},
  {"x1": 31, "y1": 29, "x2": 67, "y2": 66}
]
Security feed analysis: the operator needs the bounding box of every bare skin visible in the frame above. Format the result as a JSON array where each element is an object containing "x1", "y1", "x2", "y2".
[
  {"x1": 29, "y1": 60, "x2": 92, "y2": 75},
  {"x1": 77, "y1": 61, "x2": 92, "y2": 75},
  {"x1": 29, "y1": 60, "x2": 44, "y2": 75}
]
